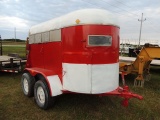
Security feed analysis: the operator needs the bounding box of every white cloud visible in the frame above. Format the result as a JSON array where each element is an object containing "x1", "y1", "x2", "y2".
[
  {"x1": 0, "y1": 15, "x2": 30, "y2": 30},
  {"x1": 0, "y1": 0, "x2": 159, "y2": 41}
]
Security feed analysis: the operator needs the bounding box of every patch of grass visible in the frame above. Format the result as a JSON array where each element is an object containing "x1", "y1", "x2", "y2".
[
  {"x1": 0, "y1": 66, "x2": 160, "y2": 120},
  {"x1": 0, "y1": 41, "x2": 160, "y2": 119},
  {"x1": 1, "y1": 41, "x2": 26, "y2": 45},
  {"x1": 2, "y1": 46, "x2": 26, "y2": 58},
  {"x1": 1, "y1": 41, "x2": 26, "y2": 57}
]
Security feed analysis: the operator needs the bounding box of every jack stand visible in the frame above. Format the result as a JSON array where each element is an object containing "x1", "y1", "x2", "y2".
[
  {"x1": 121, "y1": 72, "x2": 127, "y2": 86},
  {"x1": 134, "y1": 79, "x2": 144, "y2": 87}
]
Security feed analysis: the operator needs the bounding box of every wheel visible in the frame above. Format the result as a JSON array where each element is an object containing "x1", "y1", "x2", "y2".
[
  {"x1": 34, "y1": 80, "x2": 55, "y2": 110},
  {"x1": 21, "y1": 72, "x2": 35, "y2": 97}
]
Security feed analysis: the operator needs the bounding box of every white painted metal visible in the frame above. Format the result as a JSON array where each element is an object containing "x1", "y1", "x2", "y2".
[
  {"x1": 35, "y1": 33, "x2": 42, "y2": 43},
  {"x1": 47, "y1": 75, "x2": 62, "y2": 96},
  {"x1": 91, "y1": 63, "x2": 119, "y2": 93},
  {"x1": 63, "y1": 63, "x2": 92, "y2": 93},
  {"x1": 29, "y1": 35, "x2": 34, "y2": 44},
  {"x1": 29, "y1": 9, "x2": 119, "y2": 35},
  {"x1": 62, "y1": 63, "x2": 119, "y2": 94},
  {"x1": 42, "y1": 32, "x2": 49, "y2": 43}
]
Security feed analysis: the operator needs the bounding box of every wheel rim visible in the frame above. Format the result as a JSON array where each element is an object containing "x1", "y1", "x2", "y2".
[
  {"x1": 37, "y1": 86, "x2": 45, "y2": 104},
  {"x1": 23, "y1": 78, "x2": 29, "y2": 93}
]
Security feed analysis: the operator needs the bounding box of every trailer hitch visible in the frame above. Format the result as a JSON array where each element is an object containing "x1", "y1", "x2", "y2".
[
  {"x1": 119, "y1": 86, "x2": 143, "y2": 107},
  {"x1": 101, "y1": 86, "x2": 143, "y2": 107}
]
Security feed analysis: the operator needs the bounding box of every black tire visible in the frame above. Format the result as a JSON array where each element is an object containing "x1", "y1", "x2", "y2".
[
  {"x1": 21, "y1": 72, "x2": 35, "y2": 97},
  {"x1": 34, "y1": 80, "x2": 55, "y2": 110}
]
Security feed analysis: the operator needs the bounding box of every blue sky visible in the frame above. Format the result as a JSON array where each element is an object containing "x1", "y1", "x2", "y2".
[{"x1": 0, "y1": 0, "x2": 160, "y2": 44}]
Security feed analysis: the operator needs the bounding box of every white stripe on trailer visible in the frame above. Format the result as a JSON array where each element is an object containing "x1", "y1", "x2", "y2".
[
  {"x1": 62, "y1": 63, "x2": 119, "y2": 94},
  {"x1": 1, "y1": 70, "x2": 18, "y2": 73}
]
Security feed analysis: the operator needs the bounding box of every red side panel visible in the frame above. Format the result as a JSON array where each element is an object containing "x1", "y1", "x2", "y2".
[
  {"x1": 29, "y1": 44, "x2": 44, "y2": 68},
  {"x1": 26, "y1": 42, "x2": 62, "y2": 76},
  {"x1": 43, "y1": 42, "x2": 62, "y2": 74}
]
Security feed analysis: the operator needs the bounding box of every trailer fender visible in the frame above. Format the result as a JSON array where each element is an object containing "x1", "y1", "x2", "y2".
[
  {"x1": 24, "y1": 68, "x2": 62, "y2": 97},
  {"x1": 46, "y1": 75, "x2": 62, "y2": 96}
]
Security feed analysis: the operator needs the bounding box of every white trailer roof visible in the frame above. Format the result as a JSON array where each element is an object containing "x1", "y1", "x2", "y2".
[{"x1": 29, "y1": 9, "x2": 119, "y2": 35}]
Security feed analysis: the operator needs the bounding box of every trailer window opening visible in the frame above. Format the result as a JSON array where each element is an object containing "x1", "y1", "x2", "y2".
[
  {"x1": 50, "y1": 29, "x2": 61, "y2": 41},
  {"x1": 29, "y1": 35, "x2": 35, "y2": 44},
  {"x1": 42, "y1": 31, "x2": 49, "y2": 42},
  {"x1": 35, "y1": 33, "x2": 42, "y2": 43},
  {"x1": 88, "y1": 35, "x2": 112, "y2": 46}
]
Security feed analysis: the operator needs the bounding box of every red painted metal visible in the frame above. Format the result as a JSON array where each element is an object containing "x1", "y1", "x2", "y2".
[
  {"x1": 25, "y1": 24, "x2": 143, "y2": 106},
  {"x1": 26, "y1": 25, "x2": 119, "y2": 79},
  {"x1": 62, "y1": 25, "x2": 119, "y2": 64},
  {"x1": 26, "y1": 42, "x2": 62, "y2": 75},
  {"x1": 101, "y1": 86, "x2": 143, "y2": 107}
]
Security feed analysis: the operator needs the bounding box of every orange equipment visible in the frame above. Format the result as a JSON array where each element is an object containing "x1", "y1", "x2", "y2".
[{"x1": 120, "y1": 43, "x2": 160, "y2": 87}]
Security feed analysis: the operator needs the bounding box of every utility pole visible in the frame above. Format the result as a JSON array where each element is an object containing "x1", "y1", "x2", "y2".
[
  {"x1": 15, "y1": 27, "x2": 16, "y2": 42},
  {"x1": 138, "y1": 13, "x2": 146, "y2": 47},
  {"x1": 0, "y1": 35, "x2": 2, "y2": 55}
]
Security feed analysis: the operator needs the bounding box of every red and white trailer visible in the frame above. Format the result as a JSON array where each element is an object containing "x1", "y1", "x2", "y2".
[{"x1": 21, "y1": 9, "x2": 142, "y2": 109}]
